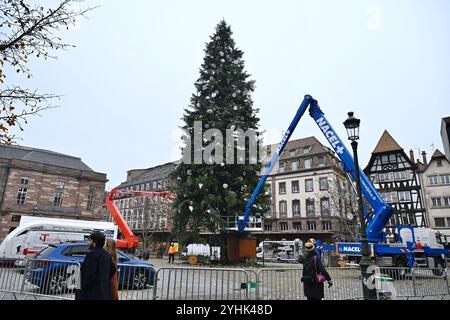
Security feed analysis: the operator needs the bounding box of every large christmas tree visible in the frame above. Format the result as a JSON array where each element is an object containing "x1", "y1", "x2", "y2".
[{"x1": 171, "y1": 20, "x2": 270, "y2": 244}]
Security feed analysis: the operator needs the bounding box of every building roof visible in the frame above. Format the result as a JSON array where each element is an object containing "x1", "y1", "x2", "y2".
[
  {"x1": 278, "y1": 136, "x2": 332, "y2": 160},
  {"x1": 117, "y1": 162, "x2": 178, "y2": 188},
  {"x1": 0, "y1": 144, "x2": 93, "y2": 171},
  {"x1": 431, "y1": 149, "x2": 446, "y2": 159},
  {"x1": 372, "y1": 130, "x2": 403, "y2": 154}
]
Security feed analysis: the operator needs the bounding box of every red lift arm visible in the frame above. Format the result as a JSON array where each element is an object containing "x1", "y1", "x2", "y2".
[{"x1": 105, "y1": 188, "x2": 175, "y2": 249}]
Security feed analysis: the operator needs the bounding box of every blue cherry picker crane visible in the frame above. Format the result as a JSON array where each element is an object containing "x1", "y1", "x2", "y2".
[{"x1": 238, "y1": 95, "x2": 449, "y2": 272}]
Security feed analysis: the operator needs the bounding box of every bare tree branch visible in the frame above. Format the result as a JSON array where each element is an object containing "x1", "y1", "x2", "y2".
[{"x1": 0, "y1": 0, "x2": 95, "y2": 143}]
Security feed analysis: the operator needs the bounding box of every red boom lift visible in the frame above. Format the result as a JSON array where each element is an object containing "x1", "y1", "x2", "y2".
[{"x1": 105, "y1": 189, "x2": 175, "y2": 249}]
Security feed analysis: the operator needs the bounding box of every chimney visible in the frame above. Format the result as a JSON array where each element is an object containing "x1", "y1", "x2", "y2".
[
  {"x1": 409, "y1": 149, "x2": 415, "y2": 163},
  {"x1": 421, "y1": 151, "x2": 428, "y2": 166}
]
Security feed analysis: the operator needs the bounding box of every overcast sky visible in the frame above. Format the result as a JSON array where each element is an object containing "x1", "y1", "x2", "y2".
[{"x1": 8, "y1": 0, "x2": 450, "y2": 189}]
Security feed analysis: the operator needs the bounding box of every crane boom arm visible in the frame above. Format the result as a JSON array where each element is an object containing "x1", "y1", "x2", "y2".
[
  {"x1": 238, "y1": 95, "x2": 313, "y2": 231},
  {"x1": 105, "y1": 188, "x2": 175, "y2": 249},
  {"x1": 308, "y1": 98, "x2": 393, "y2": 242},
  {"x1": 238, "y1": 94, "x2": 393, "y2": 242}
]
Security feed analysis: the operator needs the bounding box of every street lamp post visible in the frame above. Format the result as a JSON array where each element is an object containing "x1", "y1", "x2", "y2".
[{"x1": 343, "y1": 112, "x2": 377, "y2": 300}]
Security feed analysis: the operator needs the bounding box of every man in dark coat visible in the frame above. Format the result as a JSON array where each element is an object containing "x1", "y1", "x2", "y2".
[
  {"x1": 75, "y1": 231, "x2": 116, "y2": 300},
  {"x1": 298, "y1": 239, "x2": 332, "y2": 300}
]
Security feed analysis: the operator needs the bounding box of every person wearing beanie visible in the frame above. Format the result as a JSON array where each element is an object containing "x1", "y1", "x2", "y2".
[
  {"x1": 75, "y1": 231, "x2": 117, "y2": 300},
  {"x1": 298, "y1": 239, "x2": 333, "y2": 300}
]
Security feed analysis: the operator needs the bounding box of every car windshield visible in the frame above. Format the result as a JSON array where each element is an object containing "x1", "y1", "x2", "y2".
[
  {"x1": 35, "y1": 245, "x2": 58, "y2": 257},
  {"x1": 117, "y1": 250, "x2": 132, "y2": 260}
]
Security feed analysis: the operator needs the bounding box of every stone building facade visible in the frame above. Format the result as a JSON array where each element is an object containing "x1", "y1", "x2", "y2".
[
  {"x1": 364, "y1": 130, "x2": 427, "y2": 236},
  {"x1": 0, "y1": 144, "x2": 107, "y2": 240},
  {"x1": 256, "y1": 137, "x2": 355, "y2": 243},
  {"x1": 419, "y1": 150, "x2": 450, "y2": 237},
  {"x1": 113, "y1": 162, "x2": 178, "y2": 246}
]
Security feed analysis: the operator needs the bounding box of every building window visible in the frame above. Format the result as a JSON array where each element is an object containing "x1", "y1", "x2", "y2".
[
  {"x1": 264, "y1": 224, "x2": 272, "y2": 231},
  {"x1": 289, "y1": 149, "x2": 297, "y2": 157},
  {"x1": 321, "y1": 197, "x2": 330, "y2": 216},
  {"x1": 11, "y1": 215, "x2": 21, "y2": 222},
  {"x1": 431, "y1": 197, "x2": 442, "y2": 208},
  {"x1": 153, "y1": 182, "x2": 157, "y2": 189},
  {"x1": 20, "y1": 177, "x2": 29, "y2": 185},
  {"x1": 434, "y1": 218, "x2": 446, "y2": 228},
  {"x1": 322, "y1": 221, "x2": 332, "y2": 231},
  {"x1": 304, "y1": 158, "x2": 312, "y2": 169},
  {"x1": 56, "y1": 181, "x2": 65, "y2": 190},
  {"x1": 279, "y1": 201, "x2": 287, "y2": 217},
  {"x1": 398, "y1": 191, "x2": 411, "y2": 203},
  {"x1": 437, "y1": 159, "x2": 443, "y2": 167},
  {"x1": 381, "y1": 192, "x2": 398, "y2": 203},
  {"x1": 306, "y1": 198, "x2": 315, "y2": 216},
  {"x1": 441, "y1": 175, "x2": 450, "y2": 185},
  {"x1": 279, "y1": 182, "x2": 286, "y2": 195},
  {"x1": 86, "y1": 186, "x2": 97, "y2": 212},
  {"x1": 394, "y1": 171, "x2": 407, "y2": 181},
  {"x1": 307, "y1": 221, "x2": 316, "y2": 231},
  {"x1": 292, "y1": 200, "x2": 301, "y2": 216},
  {"x1": 319, "y1": 177, "x2": 329, "y2": 191},
  {"x1": 291, "y1": 180, "x2": 299, "y2": 193},
  {"x1": 318, "y1": 156, "x2": 326, "y2": 167},
  {"x1": 267, "y1": 146, "x2": 272, "y2": 157},
  {"x1": 305, "y1": 179, "x2": 313, "y2": 192},
  {"x1": 53, "y1": 193, "x2": 64, "y2": 208},
  {"x1": 382, "y1": 154, "x2": 397, "y2": 164},
  {"x1": 291, "y1": 160, "x2": 298, "y2": 171},
  {"x1": 54, "y1": 192, "x2": 64, "y2": 207},
  {"x1": 16, "y1": 187, "x2": 28, "y2": 204},
  {"x1": 279, "y1": 162, "x2": 286, "y2": 173},
  {"x1": 303, "y1": 146, "x2": 311, "y2": 154},
  {"x1": 280, "y1": 222, "x2": 289, "y2": 231},
  {"x1": 293, "y1": 223, "x2": 302, "y2": 231},
  {"x1": 443, "y1": 197, "x2": 450, "y2": 207},
  {"x1": 429, "y1": 176, "x2": 439, "y2": 185}
]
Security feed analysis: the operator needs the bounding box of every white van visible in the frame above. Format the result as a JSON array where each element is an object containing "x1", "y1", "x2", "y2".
[
  {"x1": 0, "y1": 216, "x2": 117, "y2": 264},
  {"x1": 181, "y1": 244, "x2": 221, "y2": 261},
  {"x1": 256, "y1": 239, "x2": 303, "y2": 262}
]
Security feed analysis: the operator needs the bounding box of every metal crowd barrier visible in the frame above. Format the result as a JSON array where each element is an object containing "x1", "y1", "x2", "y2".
[
  {"x1": 153, "y1": 267, "x2": 254, "y2": 300},
  {"x1": 116, "y1": 263, "x2": 156, "y2": 300},
  {"x1": 1, "y1": 259, "x2": 449, "y2": 301},
  {"x1": 255, "y1": 266, "x2": 362, "y2": 300},
  {"x1": 0, "y1": 258, "x2": 80, "y2": 300}
]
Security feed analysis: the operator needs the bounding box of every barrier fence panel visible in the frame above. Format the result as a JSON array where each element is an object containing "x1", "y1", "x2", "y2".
[
  {"x1": 376, "y1": 266, "x2": 416, "y2": 299},
  {"x1": 325, "y1": 267, "x2": 363, "y2": 300},
  {"x1": 20, "y1": 258, "x2": 81, "y2": 300},
  {"x1": 0, "y1": 259, "x2": 27, "y2": 300},
  {"x1": 153, "y1": 267, "x2": 251, "y2": 300},
  {"x1": 256, "y1": 268, "x2": 303, "y2": 300},
  {"x1": 2, "y1": 259, "x2": 450, "y2": 301},
  {"x1": 411, "y1": 268, "x2": 449, "y2": 299},
  {"x1": 116, "y1": 263, "x2": 156, "y2": 300}
]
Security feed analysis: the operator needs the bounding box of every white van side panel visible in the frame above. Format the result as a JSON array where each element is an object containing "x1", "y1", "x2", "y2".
[{"x1": 0, "y1": 219, "x2": 118, "y2": 259}]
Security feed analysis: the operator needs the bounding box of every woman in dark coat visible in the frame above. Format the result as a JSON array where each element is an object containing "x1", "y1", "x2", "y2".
[{"x1": 298, "y1": 239, "x2": 333, "y2": 300}]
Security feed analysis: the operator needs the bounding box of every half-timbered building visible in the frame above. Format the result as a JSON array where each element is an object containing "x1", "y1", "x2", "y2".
[{"x1": 364, "y1": 131, "x2": 428, "y2": 234}]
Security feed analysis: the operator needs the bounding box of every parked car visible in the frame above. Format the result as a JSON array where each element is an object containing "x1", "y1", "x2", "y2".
[{"x1": 26, "y1": 242, "x2": 155, "y2": 295}]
